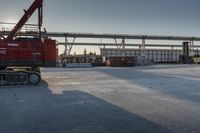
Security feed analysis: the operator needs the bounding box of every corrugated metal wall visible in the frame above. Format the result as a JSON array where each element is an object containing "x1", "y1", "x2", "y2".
[
  {"x1": 100, "y1": 48, "x2": 186, "y2": 63},
  {"x1": 144, "y1": 49, "x2": 183, "y2": 63}
]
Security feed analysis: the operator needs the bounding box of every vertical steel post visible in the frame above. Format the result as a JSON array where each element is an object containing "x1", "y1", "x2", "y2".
[
  {"x1": 122, "y1": 38, "x2": 125, "y2": 56},
  {"x1": 141, "y1": 38, "x2": 146, "y2": 56},
  {"x1": 68, "y1": 37, "x2": 76, "y2": 55},
  {"x1": 64, "y1": 36, "x2": 68, "y2": 55},
  {"x1": 38, "y1": 4, "x2": 43, "y2": 39},
  {"x1": 189, "y1": 39, "x2": 194, "y2": 56}
]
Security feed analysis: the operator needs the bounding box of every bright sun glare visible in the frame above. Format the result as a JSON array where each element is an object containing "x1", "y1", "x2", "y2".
[{"x1": 0, "y1": 19, "x2": 17, "y2": 30}]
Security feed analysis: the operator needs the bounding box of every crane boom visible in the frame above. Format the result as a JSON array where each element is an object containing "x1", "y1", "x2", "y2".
[{"x1": 6, "y1": 0, "x2": 43, "y2": 40}]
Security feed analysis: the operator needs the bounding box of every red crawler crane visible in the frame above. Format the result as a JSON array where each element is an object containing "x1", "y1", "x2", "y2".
[{"x1": 0, "y1": 0, "x2": 57, "y2": 85}]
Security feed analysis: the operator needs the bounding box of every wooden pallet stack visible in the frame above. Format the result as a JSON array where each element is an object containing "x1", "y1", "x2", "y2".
[{"x1": 106, "y1": 56, "x2": 136, "y2": 67}]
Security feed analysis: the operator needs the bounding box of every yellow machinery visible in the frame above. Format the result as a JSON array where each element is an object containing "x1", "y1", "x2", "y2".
[{"x1": 193, "y1": 56, "x2": 200, "y2": 64}]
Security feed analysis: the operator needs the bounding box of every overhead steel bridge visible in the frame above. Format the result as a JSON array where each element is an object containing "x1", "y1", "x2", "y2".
[
  {"x1": 1, "y1": 31, "x2": 200, "y2": 55},
  {"x1": 1, "y1": 31, "x2": 200, "y2": 40}
]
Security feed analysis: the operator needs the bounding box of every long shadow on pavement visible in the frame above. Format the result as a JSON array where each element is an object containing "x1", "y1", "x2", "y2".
[{"x1": 0, "y1": 82, "x2": 174, "y2": 133}]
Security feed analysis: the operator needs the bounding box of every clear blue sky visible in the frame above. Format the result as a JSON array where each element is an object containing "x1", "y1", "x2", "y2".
[{"x1": 0, "y1": 0, "x2": 200, "y2": 36}]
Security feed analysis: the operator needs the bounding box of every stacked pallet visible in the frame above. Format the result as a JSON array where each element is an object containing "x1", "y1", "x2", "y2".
[{"x1": 106, "y1": 56, "x2": 136, "y2": 67}]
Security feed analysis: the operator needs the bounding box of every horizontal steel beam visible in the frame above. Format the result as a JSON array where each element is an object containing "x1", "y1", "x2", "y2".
[
  {"x1": 1, "y1": 31, "x2": 200, "y2": 41},
  {"x1": 45, "y1": 32, "x2": 200, "y2": 41},
  {"x1": 58, "y1": 42, "x2": 200, "y2": 48}
]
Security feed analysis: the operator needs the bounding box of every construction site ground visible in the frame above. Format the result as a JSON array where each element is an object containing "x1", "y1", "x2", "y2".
[{"x1": 0, "y1": 64, "x2": 200, "y2": 133}]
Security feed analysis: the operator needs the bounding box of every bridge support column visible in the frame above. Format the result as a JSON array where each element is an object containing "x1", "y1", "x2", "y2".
[
  {"x1": 140, "y1": 38, "x2": 146, "y2": 56},
  {"x1": 122, "y1": 38, "x2": 126, "y2": 56},
  {"x1": 189, "y1": 39, "x2": 194, "y2": 56},
  {"x1": 64, "y1": 36, "x2": 76, "y2": 55}
]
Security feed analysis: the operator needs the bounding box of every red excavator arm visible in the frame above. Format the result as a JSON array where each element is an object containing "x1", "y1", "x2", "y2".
[{"x1": 6, "y1": 0, "x2": 43, "y2": 40}]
